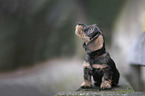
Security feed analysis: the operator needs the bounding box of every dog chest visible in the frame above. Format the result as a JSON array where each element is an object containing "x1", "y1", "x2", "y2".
[{"x1": 84, "y1": 52, "x2": 110, "y2": 65}]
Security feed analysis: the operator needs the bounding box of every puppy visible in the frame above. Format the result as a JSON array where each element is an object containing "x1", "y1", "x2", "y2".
[{"x1": 75, "y1": 23, "x2": 120, "y2": 89}]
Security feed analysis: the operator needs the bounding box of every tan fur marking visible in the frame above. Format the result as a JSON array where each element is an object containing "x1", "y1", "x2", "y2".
[
  {"x1": 92, "y1": 64, "x2": 107, "y2": 70},
  {"x1": 81, "y1": 80, "x2": 92, "y2": 87},
  {"x1": 83, "y1": 61, "x2": 91, "y2": 69},
  {"x1": 87, "y1": 35, "x2": 104, "y2": 51},
  {"x1": 81, "y1": 61, "x2": 92, "y2": 87},
  {"x1": 75, "y1": 25, "x2": 90, "y2": 42},
  {"x1": 101, "y1": 78, "x2": 112, "y2": 89}
]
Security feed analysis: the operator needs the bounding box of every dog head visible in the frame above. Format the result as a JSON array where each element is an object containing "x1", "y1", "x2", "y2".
[{"x1": 75, "y1": 23, "x2": 105, "y2": 52}]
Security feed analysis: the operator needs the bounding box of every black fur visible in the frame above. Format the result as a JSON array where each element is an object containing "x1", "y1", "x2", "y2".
[
  {"x1": 77, "y1": 23, "x2": 120, "y2": 88},
  {"x1": 84, "y1": 67, "x2": 91, "y2": 81}
]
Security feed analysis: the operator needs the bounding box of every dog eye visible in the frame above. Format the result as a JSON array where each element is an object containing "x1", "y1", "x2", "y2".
[{"x1": 89, "y1": 28, "x2": 93, "y2": 31}]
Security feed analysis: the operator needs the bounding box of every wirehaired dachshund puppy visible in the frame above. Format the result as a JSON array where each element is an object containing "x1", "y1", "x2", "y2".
[{"x1": 75, "y1": 23, "x2": 120, "y2": 89}]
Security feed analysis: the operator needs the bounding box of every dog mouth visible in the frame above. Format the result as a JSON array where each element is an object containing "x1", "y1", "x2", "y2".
[
  {"x1": 90, "y1": 32, "x2": 100, "y2": 40},
  {"x1": 75, "y1": 24, "x2": 90, "y2": 42}
]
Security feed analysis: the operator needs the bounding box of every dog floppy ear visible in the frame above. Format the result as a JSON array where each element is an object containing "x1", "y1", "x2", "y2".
[{"x1": 86, "y1": 35, "x2": 104, "y2": 51}]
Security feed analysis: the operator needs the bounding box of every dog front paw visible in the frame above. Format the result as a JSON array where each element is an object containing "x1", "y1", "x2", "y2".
[
  {"x1": 100, "y1": 80, "x2": 112, "y2": 89},
  {"x1": 81, "y1": 82, "x2": 92, "y2": 88}
]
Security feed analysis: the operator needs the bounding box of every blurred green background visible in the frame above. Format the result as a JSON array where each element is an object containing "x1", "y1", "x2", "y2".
[
  {"x1": 0, "y1": 0, "x2": 125, "y2": 71},
  {"x1": 0, "y1": 0, "x2": 145, "y2": 96}
]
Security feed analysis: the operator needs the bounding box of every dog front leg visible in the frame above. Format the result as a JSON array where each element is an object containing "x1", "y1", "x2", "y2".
[
  {"x1": 100, "y1": 65, "x2": 112, "y2": 89},
  {"x1": 81, "y1": 61, "x2": 92, "y2": 88}
]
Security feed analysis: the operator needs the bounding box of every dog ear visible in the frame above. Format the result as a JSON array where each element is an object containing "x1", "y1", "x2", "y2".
[{"x1": 87, "y1": 35, "x2": 104, "y2": 51}]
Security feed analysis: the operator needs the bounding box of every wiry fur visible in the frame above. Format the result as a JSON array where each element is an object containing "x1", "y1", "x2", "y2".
[{"x1": 75, "y1": 23, "x2": 120, "y2": 89}]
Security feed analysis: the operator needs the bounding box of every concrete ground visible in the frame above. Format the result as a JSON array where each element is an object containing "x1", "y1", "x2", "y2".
[{"x1": 0, "y1": 58, "x2": 83, "y2": 96}]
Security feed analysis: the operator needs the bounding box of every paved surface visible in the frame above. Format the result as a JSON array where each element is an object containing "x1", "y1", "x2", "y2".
[
  {"x1": 56, "y1": 77, "x2": 137, "y2": 96},
  {"x1": 56, "y1": 91, "x2": 145, "y2": 96},
  {"x1": 0, "y1": 58, "x2": 83, "y2": 96},
  {"x1": 56, "y1": 77, "x2": 145, "y2": 96}
]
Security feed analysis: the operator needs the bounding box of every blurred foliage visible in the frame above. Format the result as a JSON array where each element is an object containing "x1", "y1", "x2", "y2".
[{"x1": 0, "y1": 0, "x2": 126, "y2": 71}]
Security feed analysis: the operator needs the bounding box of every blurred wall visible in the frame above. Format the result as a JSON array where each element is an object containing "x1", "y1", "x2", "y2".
[
  {"x1": 0, "y1": 0, "x2": 76, "y2": 71},
  {"x1": 0, "y1": 0, "x2": 126, "y2": 72},
  {"x1": 111, "y1": 0, "x2": 145, "y2": 91},
  {"x1": 111, "y1": 0, "x2": 145, "y2": 75}
]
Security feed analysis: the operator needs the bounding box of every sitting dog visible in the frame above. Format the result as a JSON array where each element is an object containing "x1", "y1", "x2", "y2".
[{"x1": 75, "y1": 23, "x2": 120, "y2": 89}]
